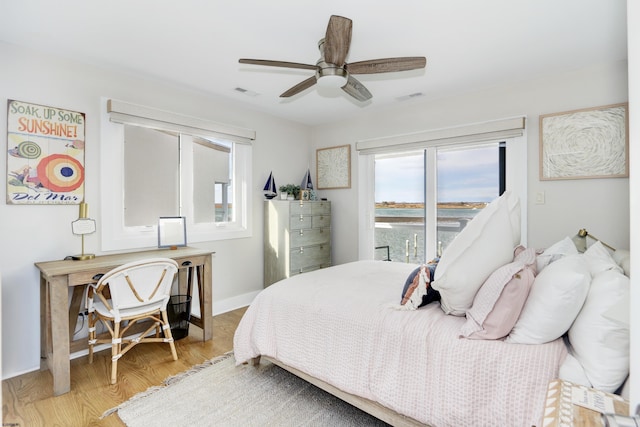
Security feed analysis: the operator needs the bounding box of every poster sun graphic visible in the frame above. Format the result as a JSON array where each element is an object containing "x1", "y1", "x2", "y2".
[{"x1": 6, "y1": 99, "x2": 86, "y2": 205}]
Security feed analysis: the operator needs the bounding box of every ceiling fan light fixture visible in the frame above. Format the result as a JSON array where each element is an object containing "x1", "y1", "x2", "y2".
[
  {"x1": 239, "y1": 15, "x2": 426, "y2": 102},
  {"x1": 317, "y1": 74, "x2": 348, "y2": 89}
]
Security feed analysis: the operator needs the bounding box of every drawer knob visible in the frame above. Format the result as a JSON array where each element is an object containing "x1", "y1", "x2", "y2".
[
  {"x1": 299, "y1": 230, "x2": 304, "y2": 236},
  {"x1": 181, "y1": 261, "x2": 192, "y2": 267},
  {"x1": 299, "y1": 215, "x2": 304, "y2": 221},
  {"x1": 300, "y1": 247, "x2": 304, "y2": 254}
]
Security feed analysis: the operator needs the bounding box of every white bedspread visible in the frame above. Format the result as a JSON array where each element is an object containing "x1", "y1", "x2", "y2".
[{"x1": 234, "y1": 260, "x2": 567, "y2": 427}]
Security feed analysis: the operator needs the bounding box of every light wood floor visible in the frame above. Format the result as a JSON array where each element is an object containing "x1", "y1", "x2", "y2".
[{"x1": 2, "y1": 307, "x2": 247, "y2": 427}]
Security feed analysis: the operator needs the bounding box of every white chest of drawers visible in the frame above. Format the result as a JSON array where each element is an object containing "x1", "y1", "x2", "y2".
[{"x1": 264, "y1": 200, "x2": 331, "y2": 287}]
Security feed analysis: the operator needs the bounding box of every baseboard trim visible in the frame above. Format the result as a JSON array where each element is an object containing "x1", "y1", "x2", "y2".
[{"x1": 213, "y1": 290, "x2": 259, "y2": 315}]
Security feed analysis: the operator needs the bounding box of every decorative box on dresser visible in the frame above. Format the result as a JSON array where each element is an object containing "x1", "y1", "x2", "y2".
[{"x1": 264, "y1": 200, "x2": 331, "y2": 287}]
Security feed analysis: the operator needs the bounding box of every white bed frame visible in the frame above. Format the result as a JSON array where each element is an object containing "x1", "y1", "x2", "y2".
[{"x1": 251, "y1": 356, "x2": 428, "y2": 427}]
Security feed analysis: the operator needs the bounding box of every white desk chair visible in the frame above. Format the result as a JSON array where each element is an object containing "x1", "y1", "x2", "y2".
[{"x1": 87, "y1": 258, "x2": 179, "y2": 384}]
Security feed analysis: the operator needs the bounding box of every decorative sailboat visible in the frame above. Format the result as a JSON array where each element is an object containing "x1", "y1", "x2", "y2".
[
  {"x1": 300, "y1": 169, "x2": 314, "y2": 190},
  {"x1": 263, "y1": 171, "x2": 277, "y2": 199}
]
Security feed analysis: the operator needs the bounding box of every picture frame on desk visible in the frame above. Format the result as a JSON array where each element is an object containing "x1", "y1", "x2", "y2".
[{"x1": 158, "y1": 216, "x2": 187, "y2": 249}]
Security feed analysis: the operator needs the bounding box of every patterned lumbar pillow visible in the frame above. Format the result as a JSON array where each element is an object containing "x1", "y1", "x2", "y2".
[{"x1": 399, "y1": 259, "x2": 440, "y2": 310}]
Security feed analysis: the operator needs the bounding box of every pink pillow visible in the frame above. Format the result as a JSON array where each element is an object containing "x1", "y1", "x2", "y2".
[{"x1": 460, "y1": 246, "x2": 536, "y2": 340}]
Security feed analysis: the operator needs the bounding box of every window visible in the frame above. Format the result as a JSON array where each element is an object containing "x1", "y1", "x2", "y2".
[
  {"x1": 100, "y1": 99, "x2": 254, "y2": 251},
  {"x1": 357, "y1": 117, "x2": 527, "y2": 262},
  {"x1": 373, "y1": 143, "x2": 503, "y2": 263}
]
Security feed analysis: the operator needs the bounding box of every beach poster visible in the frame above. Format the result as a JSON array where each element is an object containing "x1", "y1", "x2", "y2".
[{"x1": 6, "y1": 100, "x2": 85, "y2": 204}]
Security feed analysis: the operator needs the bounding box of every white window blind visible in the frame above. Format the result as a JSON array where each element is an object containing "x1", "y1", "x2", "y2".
[
  {"x1": 356, "y1": 117, "x2": 525, "y2": 154},
  {"x1": 107, "y1": 99, "x2": 255, "y2": 144}
]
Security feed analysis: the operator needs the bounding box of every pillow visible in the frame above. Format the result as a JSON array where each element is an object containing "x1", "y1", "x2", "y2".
[
  {"x1": 612, "y1": 249, "x2": 630, "y2": 277},
  {"x1": 506, "y1": 190, "x2": 522, "y2": 245},
  {"x1": 558, "y1": 353, "x2": 591, "y2": 387},
  {"x1": 568, "y1": 269, "x2": 630, "y2": 392},
  {"x1": 432, "y1": 192, "x2": 519, "y2": 316},
  {"x1": 399, "y1": 261, "x2": 440, "y2": 310},
  {"x1": 583, "y1": 241, "x2": 623, "y2": 276},
  {"x1": 460, "y1": 246, "x2": 536, "y2": 340},
  {"x1": 506, "y1": 254, "x2": 590, "y2": 344},
  {"x1": 535, "y1": 236, "x2": 578, "y2": 273}
]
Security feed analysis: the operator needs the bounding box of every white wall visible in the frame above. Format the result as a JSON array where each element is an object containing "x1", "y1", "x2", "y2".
[
  {"x1": 310, "y1": 60, "x2": 630, "y2": 265},
  {"x1": 0, "y1": 41, "x2": 311, "y2": 378}
]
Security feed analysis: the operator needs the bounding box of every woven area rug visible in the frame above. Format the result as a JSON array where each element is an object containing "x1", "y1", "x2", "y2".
[{"x1": 104, "y1": 352, "x2": 390, "y2": 426}]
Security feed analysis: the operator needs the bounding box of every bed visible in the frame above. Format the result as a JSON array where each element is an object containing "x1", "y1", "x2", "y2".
[{"x1": 233, "y1": 194, "x2": 630, "y2": 426}]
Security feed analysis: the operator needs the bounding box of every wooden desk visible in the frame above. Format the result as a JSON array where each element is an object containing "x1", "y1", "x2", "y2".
[{"x1": 35, "y1": 247, "x2": 214, "y2": 396}]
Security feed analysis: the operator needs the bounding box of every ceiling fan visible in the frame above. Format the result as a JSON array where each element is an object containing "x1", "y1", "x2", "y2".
[{"x1": 239, "y1": 15, "x2": 427, "y2": 102}]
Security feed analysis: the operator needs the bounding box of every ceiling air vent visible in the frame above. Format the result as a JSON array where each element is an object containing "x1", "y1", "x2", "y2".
[
  {"x1": 234, "y1": 87, "x2": 259, "y2": 97},
  {"x1": 397, "y1": 92, "x2": 425, "y2": 102}
]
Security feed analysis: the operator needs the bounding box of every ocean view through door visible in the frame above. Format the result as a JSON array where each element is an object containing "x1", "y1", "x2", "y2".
[{"x1": 374, "y1": 143, "x2": 503, "y2": 263}]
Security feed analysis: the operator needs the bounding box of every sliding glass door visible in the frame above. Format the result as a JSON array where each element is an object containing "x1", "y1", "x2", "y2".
[
  {"x1": 374, "y1": 142, "x2": 504, "y2": 263},
  {"x1": 374, "y1": 152, "x2": 425, "y2": 263}
]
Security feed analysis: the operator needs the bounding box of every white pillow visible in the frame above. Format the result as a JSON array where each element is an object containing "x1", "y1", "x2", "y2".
[
  {"x1": 507, "y1": 192, "x2": 521, "y2": 245},
  {"x1": 507, "y1": 254, "x2": 590, "y2": 344},
  {"x1": 568, "y1": 269, "x2": 630, "y2": 392},
  {"x1": 559, "y1": 353, "x2": 591, "y2": 387},
  {"x1": 583, "y1": 241, "x2": 623, "y2": 276},
  {"x1": 535, "y1": 236, "x2": 578, "y2": 273},
  {"x1": 432, "y1": 192, "x2": 519, "y2": 316},
  {"x1": 613, "y1": 249, "x2": 630, "y2": 277}
]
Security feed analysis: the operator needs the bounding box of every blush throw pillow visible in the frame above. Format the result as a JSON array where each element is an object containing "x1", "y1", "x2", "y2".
[
  {"x1": 432, "y1": 191, "x2": 520, "y2": 316},
  {"x1": 460, "y1": 246, "x2": 536, "y2": 340},
  {"x1": 506, "y1": 254, "x2": 590, "y2": 344}
]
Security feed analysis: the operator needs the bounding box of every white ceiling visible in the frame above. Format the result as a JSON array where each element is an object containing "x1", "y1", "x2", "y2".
[{"x1": 0, "y1": 1, "x2": 628, "y2": 126}]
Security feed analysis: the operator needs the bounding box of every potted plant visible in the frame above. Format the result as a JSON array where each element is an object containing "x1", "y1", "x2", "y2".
[{"x1": 279, "y1": 184, "x2": 300, "y2": 200}]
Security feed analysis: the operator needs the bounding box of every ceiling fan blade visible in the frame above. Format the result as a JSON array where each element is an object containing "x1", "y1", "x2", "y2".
[
  {"x1": 323, "y1": 15, "x2": 352, "y2": 67},
  {"x1": 342, "y1": 75, "x2": 372, "y2": 102},
  {"x1": 239, "y1": 58, "x2": 317, "y2": 71},
  {"x1": 346, "y1": 57, "x2": 427, "y2": 74},
  {"x1": 280, "y1": 76, "x2": 317, "y2": 97}
]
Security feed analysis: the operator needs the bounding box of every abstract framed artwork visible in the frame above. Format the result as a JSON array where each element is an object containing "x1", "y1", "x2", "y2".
[
  {"x1": 316, "y1": 144, "x2": 351, "y2": 189},
  {"x1": 539, "y1": 103, "x2": 628, "y2": 180}
]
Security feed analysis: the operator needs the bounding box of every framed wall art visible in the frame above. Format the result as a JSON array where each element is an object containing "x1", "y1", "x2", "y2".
[
  {"x1": 6, "y1": 99, "x2": 86, "y2": 204},
  {"x1": 316, "y1": 144, "x2": 351, "y2": 189},
  {"x1": 539, "y1": 103, "x2": 628, "y2": 180}
]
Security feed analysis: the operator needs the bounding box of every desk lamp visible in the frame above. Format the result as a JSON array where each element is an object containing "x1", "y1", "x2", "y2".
[
  {"x1": 71, "y1": 202, "x2": 96, "y2": 260},
  {"x1": 572, "y1": 228, "x2": 615, "y2": 253}
]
